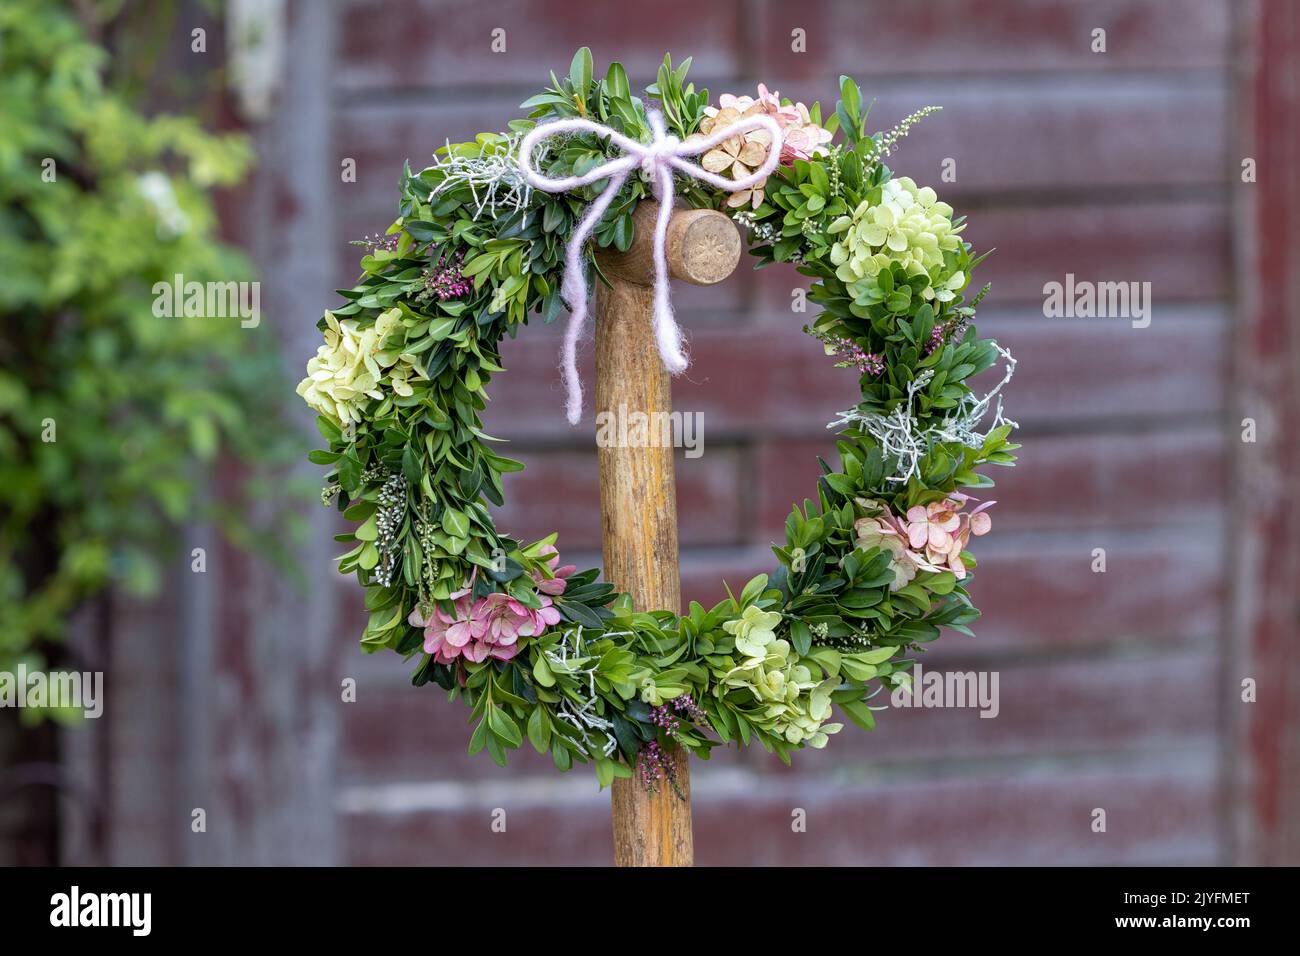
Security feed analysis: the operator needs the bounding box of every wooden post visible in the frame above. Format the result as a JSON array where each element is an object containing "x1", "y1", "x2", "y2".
[{"x1": 595, "y1": 201, "x2": 742, "y2": 867}]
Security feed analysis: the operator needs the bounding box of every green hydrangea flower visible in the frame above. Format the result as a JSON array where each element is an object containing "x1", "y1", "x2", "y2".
[
  {"x1": 827, "y1": 175, "x2": 967, "y2": 303},
  {"x1": 715, "y1": 611, "x2": 844, "y2": 747},
  {"x1": 723, "y1": 605, "x2": 784, "y2": 659},
  {"x1": 297, "y1": 308, "x2": 428, "y2": 422}
]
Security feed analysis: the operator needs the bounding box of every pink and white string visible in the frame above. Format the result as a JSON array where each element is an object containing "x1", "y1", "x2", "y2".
[{"x1": 517, "y1": 109, "x2": 783, "y2": 424}]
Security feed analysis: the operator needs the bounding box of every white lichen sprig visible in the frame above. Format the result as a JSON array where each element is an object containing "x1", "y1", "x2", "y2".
[
  {"x1": 828, "y1": 343, "x2": 1018, "y2": 484},
  {"x1": 427, "y1": 133, "x2": 535, "y2": 223},
  {"x1": 544, "y1": 624, "x2": 632, "y2": 758}
]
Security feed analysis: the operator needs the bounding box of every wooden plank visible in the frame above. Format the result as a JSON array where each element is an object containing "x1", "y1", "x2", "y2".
[
  {"x1": 335, "y1": 0, "x2": 744, "y2": 90},
  {"x1": 664, "y1": 535, "x2": 1222, "y2": 650},
  {"x1": 191, "y1": 0, "x2": 343, "y2": 865},
  {"x1": 334, "y1": 0, "x2": 1232, "y2": 92},
  {"x1": 338, "y1": 646, "x2": 1216, "y2": 781},
  {"x1": 478, "y1": 309, "x2": 1227, "y2": 439},
  {"x1": 755, "y1": 428, "x2": 1227, "y2": 536},
  {"x1": 756, "y1": 0, "x2": 1232, "y2": 77},
  {"x1": 1225, "y1": 0, "x2": 1300, "y2": 866},
  {"x1": 752, "y1": 203, "x2": 1230, "y2": 306},
  {"x1": 341, "y1": 759, "x2": 1218, "y2": 865},
  {"x1": 790, "y1": 647, "x2": 1219, "y2": 765},
  {"x1": 849, "y1": 82, "x2": 1227, "y2": 194}
]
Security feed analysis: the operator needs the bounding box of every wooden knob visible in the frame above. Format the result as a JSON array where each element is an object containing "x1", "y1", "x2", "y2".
[{"x1": 597, "y1": 201, "x2": 741, "y2": 287}]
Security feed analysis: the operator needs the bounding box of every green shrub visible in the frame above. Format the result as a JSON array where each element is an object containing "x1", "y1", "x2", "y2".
[{"x1": 0, "y1": 1, "x2": 296, "y2": 682}]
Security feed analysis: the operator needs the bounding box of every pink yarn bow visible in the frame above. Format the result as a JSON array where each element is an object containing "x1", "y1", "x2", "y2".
[{"x1": 517, "y1": 108, "x2": 783, "y2": 424}]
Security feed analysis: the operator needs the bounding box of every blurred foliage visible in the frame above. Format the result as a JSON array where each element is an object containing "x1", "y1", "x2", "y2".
[{"x1": 0, "y1": 0, "x2": 299, "y2": 678}]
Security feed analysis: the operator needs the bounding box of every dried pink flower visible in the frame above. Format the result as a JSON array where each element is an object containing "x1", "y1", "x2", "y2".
[
  {"x1": 532, "y1": 544, "x2": 577, "y2": 596},
  {"x1": 410, "y1": 582, "x2": 562, "y2": 665},
  {"x1": 853, "y1": 495, "x2": 995, "y2": 584}
]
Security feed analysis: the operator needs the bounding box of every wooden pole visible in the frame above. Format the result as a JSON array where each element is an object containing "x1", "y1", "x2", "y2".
[{"x1": 594, "y1": 201, "x2": 742, "y2": 867}]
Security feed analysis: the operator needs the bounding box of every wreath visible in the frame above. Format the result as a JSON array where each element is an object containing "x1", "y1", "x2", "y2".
[{"x1": 297, "y1": 50, "x2": 1019, "y2": 791}]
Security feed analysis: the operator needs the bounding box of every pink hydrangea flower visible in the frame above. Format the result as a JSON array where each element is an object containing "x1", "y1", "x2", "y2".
[
  {"x1": 706, "y1": 84, "x2": 834, "y2": 166},
  {"x1": 532, "y1": 544, "x2": 576, "y2": 596},
  {"x1": 753, "y1": 83, "x2": 804, "y2": 126},
  {"x1": 854, "y1": 495, "x2": 995, "y2": 584},
  {"x1": 910, "y1": 495, "x2": 996, "y2": 579},
  {"x1": 409, "y1": 586, "x2": 486, "y2": 664},
  {"x1": 934, "y1": 497, "x2": 994, "y2": 577},
  {"x1": 905, "y1": 501, "x2": 961, "y2": 553},
  {"x1": 409, "y1": 582, "x2": 563, "y2": 665},
  {"x1": 853, "y1": 502, "x2": 918, "y2": 591}
]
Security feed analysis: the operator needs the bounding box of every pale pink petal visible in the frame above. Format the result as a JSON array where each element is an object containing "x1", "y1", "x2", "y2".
[
  {"x1": 907, "y1": 523, "x2": 929, "y2": 550},
  {"x1": 785, "y1": 128, "x2": 811, "y2": 149},
  {"x1": 492, "y1": 615, "x2": 519, "y2": 641},
  {"x1": 928, "y1": 525, "x2": 952, "y2": 551},
  {"x1": 445, "y1": 620, "x2": 473, "y2": 647},
  {"x1": 489, "y1": 642, "x2": 520, "y2": 661}
]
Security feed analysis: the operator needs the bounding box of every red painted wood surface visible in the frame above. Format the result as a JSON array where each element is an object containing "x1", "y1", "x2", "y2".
[
  {"x1": 321, "y1": 0, "x2": 1254, "y2": 865},
  {"x1": 60, "y1": 0, "x2": 1299, "y2": 866},
  {"x1": 1226, "y1": 0, "x2": 1300, "y2": 866}
]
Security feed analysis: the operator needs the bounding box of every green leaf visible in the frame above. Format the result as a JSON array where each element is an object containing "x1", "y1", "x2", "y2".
[
  {"x1": 404, "y1": 220, "x2": 438, "y2": 241},
  {"x1": 605, "y1": 61, "x2": 630, "y2": 101},
  {"x1": 791, "y1": 619, "x2": 812, "y2": 657},
  {"x1": 401, "y1": 444, "x2": 420, "y2": 483},
  {"x1": 527, "y1": 706, "x2": 551, "y2": 753},
  {"x1": 856, "y1": 645, "x2": 898, "y2": 665},
  {"x1": 337, "y1": 454, "x2": 362, "y2": 489},
  {"x1": 595, "y1": 756, "x2": 615, "y2": 789},
  {"x1": 839, "y1": 75, "x2": 861, "y2": 120},
  {"x1": 838, "y1": 699, "x2": 876, "y2": 732},
  {"x1": 442, "y1": 508, "x2": 470, "y2": 538},
  {"x1": 926, "y1": 571, "x2": 957, "y2": 595},
  {"x1": 487, "y1": 707, "x2": 523, "y2": 747},
  {"x1": 358, "y1": 542, "x2": 379, "y2": 570},
  {"x1": 468, "y1": 718, "x2": 489, "y2": 755},
  {"x1": 739, "y1": 573, "x2": 769, "y2": 606},
  {"x1": 570, "y1": 47, "x2": 593, "y2": 102},
  {"x1": 533, "y1": 654, "x2": 556, "y2": 688},
  {"x1": 316, "y1": 416, "x2": 343, "y2": 444}
]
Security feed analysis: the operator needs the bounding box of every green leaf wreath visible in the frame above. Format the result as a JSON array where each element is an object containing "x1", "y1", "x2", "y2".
[{"x1": 298, "y1": 49, "x2": 1019, "y2": 790}]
